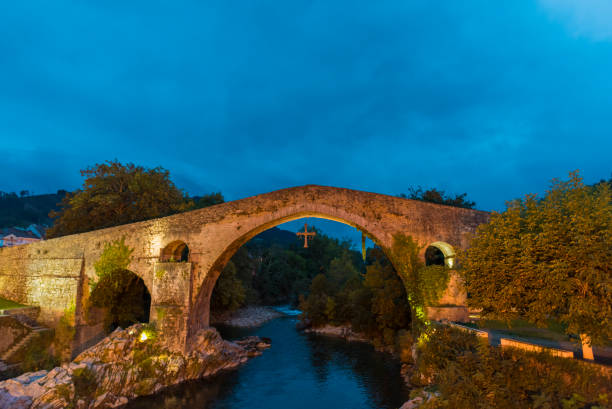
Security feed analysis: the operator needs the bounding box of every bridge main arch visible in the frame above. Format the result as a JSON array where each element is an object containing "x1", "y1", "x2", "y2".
[{"x1": 188, "y1": 208, "x2": 391, "y2": 336}]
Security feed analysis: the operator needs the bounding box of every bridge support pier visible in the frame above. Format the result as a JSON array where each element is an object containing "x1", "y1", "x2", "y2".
[{"x1": 150, "y1": 262, "x2": 192, "y2": 353}]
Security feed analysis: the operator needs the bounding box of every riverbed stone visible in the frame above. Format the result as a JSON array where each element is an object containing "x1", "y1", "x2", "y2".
[{"x1": 0, "y1": 323, "x2": 269, "y2": 409}]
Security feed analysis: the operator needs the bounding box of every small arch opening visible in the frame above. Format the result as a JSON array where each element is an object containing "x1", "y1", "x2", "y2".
[
  {"x1": 160, "y1": 240, "x2": 190, "y2": 262},
  {"x1": 89, "y1": 269, "x2": 151, "y2": 333},
  {"x1": 425, "y1": 246, "x2": 445, "y2": 266},
  {"x1": 425, "y1": 241, "x2": 456, "y2": 268}
]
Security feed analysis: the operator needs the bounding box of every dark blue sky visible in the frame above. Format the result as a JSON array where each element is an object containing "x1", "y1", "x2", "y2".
[{"x1": 2, "y1": 1, "x2": 611, "y2": 217}]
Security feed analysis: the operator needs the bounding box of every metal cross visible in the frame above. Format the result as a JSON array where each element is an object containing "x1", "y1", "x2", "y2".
[{"x1": 296, "y1": 223, "x2": 316, "y2": 248}]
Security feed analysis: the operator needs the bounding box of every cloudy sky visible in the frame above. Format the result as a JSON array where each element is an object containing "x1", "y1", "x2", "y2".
[{"x1": 1, "y1": 1, "x2": 611, "y2": 219}]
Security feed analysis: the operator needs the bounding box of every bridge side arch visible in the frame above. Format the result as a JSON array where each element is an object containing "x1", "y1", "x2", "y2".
[
  {"x1": 426, "y1": 241, "x2": 456, "y2": 268},
  {"x1": 160, "y1": 240, "x2": 190, "y2": 262}
]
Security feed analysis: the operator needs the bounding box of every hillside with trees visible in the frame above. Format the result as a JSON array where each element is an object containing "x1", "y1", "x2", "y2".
[{"x1": 0, "y1": 190, "x2": 66, "y2": 228}]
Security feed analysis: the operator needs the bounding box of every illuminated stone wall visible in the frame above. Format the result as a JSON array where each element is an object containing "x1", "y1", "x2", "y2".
[{"x1": 0, "y1": 185, "x2": 490, "y2": 351}]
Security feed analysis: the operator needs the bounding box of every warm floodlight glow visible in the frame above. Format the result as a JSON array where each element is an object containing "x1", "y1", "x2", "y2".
[{"x1": 446, "y1": 257, "x2": 455, "y2": 268}]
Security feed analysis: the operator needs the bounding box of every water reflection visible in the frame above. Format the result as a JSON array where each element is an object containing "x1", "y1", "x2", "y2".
[{"x1": 126, "y1": 317, "x2": 409, "y2": 409}]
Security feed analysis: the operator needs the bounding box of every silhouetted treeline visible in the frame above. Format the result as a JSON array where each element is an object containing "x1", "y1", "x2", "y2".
[
  {"x1": 211, "y1": 226, "x2": 365, "y2": 310},
  {"x1": 398, "y1": 186, "x2": 476, "y2": 209},
  {"x1": 211, "y1": 226, "x2": 411, "y2": 348},
  {"x1": 0, "y1": 190, "x2": 67, "y2": 228}
]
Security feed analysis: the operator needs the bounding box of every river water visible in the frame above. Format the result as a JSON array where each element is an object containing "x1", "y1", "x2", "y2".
[{"x1": 125, "y1": 315, "x2": 410, "y2": 409}]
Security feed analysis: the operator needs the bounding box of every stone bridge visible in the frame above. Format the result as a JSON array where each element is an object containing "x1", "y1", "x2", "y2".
[{"x1": 0, "y1": 185, "x2": 489, "y2": 353}]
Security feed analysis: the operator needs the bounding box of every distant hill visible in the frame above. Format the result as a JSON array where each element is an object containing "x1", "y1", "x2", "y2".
[
  {"x1": 0, "y1": 191, "x2": 66, "y2": 229},
  {"x1": 247, "y1": 226, "x2": 298, "y2": 249}
]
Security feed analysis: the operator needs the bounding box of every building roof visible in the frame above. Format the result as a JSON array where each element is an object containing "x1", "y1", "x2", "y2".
[{"x1": 0, "y1": 227, "x2": 40, "y2": 239}]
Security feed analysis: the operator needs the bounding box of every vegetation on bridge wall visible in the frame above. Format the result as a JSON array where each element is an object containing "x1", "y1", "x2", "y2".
[
  {"x1": 89, "y1": 238, "x2": 150, "y2": 333},
  {"x1": 389, "y1": 233, "x2": 451, "y2": 337}
]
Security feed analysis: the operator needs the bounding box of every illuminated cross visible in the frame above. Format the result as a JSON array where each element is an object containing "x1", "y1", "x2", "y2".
[{"x1": 296, "y1": 223, "x2": 316, "y2": 248}]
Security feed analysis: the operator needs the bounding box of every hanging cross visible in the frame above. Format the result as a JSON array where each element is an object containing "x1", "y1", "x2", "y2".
[{"x1": 296, "y1": 223, "x2": 316, "y2": 248}]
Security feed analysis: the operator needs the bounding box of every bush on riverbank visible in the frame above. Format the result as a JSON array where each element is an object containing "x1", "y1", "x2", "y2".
[
  {"x1": 300, "y1": 247, "x2": 412, "y2": 349},
  {"x1": 415, "y1": 327, "x2": 611, "y2": 408}
]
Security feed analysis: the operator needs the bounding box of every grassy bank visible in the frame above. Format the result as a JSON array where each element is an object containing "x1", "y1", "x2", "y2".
[
  {"x1": 0, "y1": 297, "x2": 25, "y2": 310},
  {"x1": 413, "y1": 327, "x2": 611, "y2": 408}
]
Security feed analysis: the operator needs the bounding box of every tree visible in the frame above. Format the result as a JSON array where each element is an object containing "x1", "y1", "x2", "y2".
[
  {"x1": 47, "y1": 160, "x2": 190, "y2": 238},
  {"x1": 211, "y1": 261, "x2": 246, "y2": 313},
  {"x1": 461, "y1": 171, "x2": 612, "y2": 345},
  {"x1": 399, "y1": 186, "x2": 475, "y2": 209},
  {"x1": 363, "y1": 249, "x2": 411, "y2": 344},
  {"x1": 191, "y1": 192, "x2": 224, "y2": 209},
  {"x1": 300, "y1": 273, "x2": 332, "y2": 326}
]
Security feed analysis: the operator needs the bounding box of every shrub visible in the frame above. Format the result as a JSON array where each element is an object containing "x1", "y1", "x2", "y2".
[
  {"x1": 54, "y1": 306, "x2": 76, "y2": 362},
  {"x1": 72, "y1": 366, "x2": 97, "y2": 400},
  {"x1": 20, "y1": 331, "x2": 59, "y2": 372},
  {"x1": 417, "y1": 327, "x2": 611, "y2": 408}
]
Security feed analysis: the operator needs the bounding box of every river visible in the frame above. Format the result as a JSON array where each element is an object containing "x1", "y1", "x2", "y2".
[{"x1": 125, "y1": 314, "x2": 410, "y2": 409}]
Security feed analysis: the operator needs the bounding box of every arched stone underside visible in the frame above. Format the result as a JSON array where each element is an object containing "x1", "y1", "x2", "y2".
[
  {"x1": 0, "y1": 185, "x2": 489, "y2": 352},
  {"x1": 188, "y1": 210, "x2": 389, "y2": 338}
]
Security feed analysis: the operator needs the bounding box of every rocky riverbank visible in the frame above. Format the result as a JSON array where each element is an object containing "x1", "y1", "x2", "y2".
[
  {"x1": 211, "y1": 306, "x2": 284, "y2": 328},
  {"x1": 0, "y1": 323, "x2": 270, "y2": 409},
  {"x1": 303, "y1": 324, "x2": 370, "y2": 344}
]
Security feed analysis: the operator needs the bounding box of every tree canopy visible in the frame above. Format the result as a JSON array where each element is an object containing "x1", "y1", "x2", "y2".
[
  {"x1": 399, "y1": 186, "x2": 475, "y2": 209},
  {"x1": 47, "y1": 161, "x2": 190, "y2": 238},
  {"x1": 461, "y1": 171, "x2": 612, "y2": 345}
]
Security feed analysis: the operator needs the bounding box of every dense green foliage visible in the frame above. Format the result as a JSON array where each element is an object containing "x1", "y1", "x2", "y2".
[
  {"x1": 211, "y1": 261, "x2": 246, "y2": 312},
  {"x1": 54, "y1": 306, "x2": 77, "y2": 362},
  {"x1": 0, "y1": 190, "x2": 66, "y2": 228},
  {"x1": 390, "y1": 234, "x2": 451, "y2": 335},
  {"x1": 20, "y1": 331, "x2": 59, "y2": 372},
  {"x1": 416, "y1": 327, "x2": 611, "y2": 409},
  {"x1": 390, "y1": 234, "x2": 426, "y2": 333},
  {"x1": 191, "y1": 192, "x2": 224, "y2": 209},
  {"x1": 92, "y1": 237, "x2": 133, "y2": 279},
  {"x1": 399, "y1": 187, "x2": 475, "y2": 209},
  {"x1": 47, "y1": 161, "x2": 191, "y2": 238},
  {"x1": 462, "y1": 171, "x2": 612, "y2": 345},
  {"x1": 213, "y1": 229, "x2": 452, "y2": 347},
  {"x1": 90, "y1": 238, "x2": 150, "y2": 332},
  {"x1": 211, "y1": 227, "x2": 364, "y2": 314},
  {"x1": 300, "y1": 246, "x2": 412, "y2": 347},
  {"x1": 418, "y1": 265, "x2": 451, "y2": 307}
]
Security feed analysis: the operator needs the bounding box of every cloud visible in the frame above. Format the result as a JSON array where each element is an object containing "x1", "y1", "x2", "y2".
[
  {"x1": 538, "y1": 0, "x2": 612, "y2": 40},
  {"x1": 0, "y1": 1, "x2": 610, "y2": 218}
]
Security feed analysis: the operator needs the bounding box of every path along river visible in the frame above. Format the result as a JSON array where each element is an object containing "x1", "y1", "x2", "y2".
[{"x1": 125, "y1": 311, "x2": 410, "y2": 409}]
